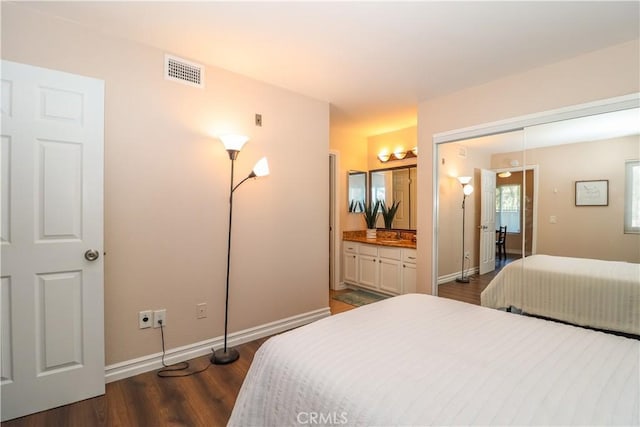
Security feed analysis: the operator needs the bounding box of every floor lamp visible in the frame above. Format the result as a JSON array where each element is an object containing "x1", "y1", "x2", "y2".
[
  {"x1": 212, "y1": 134, "x2": 269, "y2": 365},
  {"x1": 455, "y1": 176, "x2": 474, "y2": 283}
]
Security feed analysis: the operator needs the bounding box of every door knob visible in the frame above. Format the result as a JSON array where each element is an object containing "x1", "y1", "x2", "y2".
[{"x1": 84, "y1": 249, "x2": 100, "y2": 261}]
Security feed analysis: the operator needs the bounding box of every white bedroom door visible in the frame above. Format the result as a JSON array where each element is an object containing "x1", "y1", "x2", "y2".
[
  {"x1": 1, "y1": 60, "x2": 105, "y2": 421},
  {"x1": 478, "y1": 169, "x2": 496, "y2": 275}
]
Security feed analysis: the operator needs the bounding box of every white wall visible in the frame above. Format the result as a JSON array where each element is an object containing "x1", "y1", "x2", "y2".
[{"x1": 2, "y1": 3, "x2": 329, "y2": 365}]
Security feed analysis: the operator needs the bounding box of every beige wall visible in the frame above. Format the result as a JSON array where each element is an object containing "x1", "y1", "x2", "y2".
[
  {"x1": 418, "y1": 39, "x2": 640, "y2": 293},
  {"x1": 2, "y1": 3, "x2": 329, "y2": 365},
  {"x1": 493, "y1": 136, "x2": 640, "y2": 263}
]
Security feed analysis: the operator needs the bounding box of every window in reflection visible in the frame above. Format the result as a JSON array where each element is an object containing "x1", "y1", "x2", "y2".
[{"x1": 496, "y1": 184, "x2": 521, "y2": 234}]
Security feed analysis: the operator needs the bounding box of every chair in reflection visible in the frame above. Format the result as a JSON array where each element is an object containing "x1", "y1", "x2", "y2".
[{"x1": 496, "y1": 226, "x2": 507, "y2": 260}]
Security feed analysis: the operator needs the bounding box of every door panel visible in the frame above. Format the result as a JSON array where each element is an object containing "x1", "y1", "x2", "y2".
[
  {"x1": 1, "y1": 136, "x2": 10, "y2": 243},
  {"x1": 1, "y1": 277, "x2": 12, "y2": 384},
  {"x1": 392, "y1": 169, "x2": 409, "y2": 229},
  {"x1": 479, "y1": 169, "x2": 496, "y2": 275},
  {"x1": 37, "y1": 271, "x2": 83, "y2": 371},
  {"x1": 1, "y1": 60, "x2": 105, "y2": 421},
  {"x1": 38, "y1": 140, "x2": 83, "y2": 240}
]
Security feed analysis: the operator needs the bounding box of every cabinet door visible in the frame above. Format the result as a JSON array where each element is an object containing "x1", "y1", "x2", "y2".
[
  {"x1": 358, "y1": 255, "x2": 378, "y2": 290},
  {"x1": 402, "y1": 262, "x2": 417, "y2": 294},
  {"x1": 343, "y1": 252, "x2": 358, "y2": 284},
  {"x1": 379, "y1": 258, "x2": 402, "y2": 294}
]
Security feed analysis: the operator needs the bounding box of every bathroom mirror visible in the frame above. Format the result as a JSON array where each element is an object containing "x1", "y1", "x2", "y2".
[
  {"x1": 370, "y1": 166, "x2": 417, "y2": 229},
  {"x1": 347, "y1": 170, "x2": 367, "y2": 213}
]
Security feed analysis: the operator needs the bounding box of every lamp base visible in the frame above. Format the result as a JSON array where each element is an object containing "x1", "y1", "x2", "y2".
[
  {"x1": 211, "y1": 347, "x2": 239, "y2": 365},
  {"x1": 455, "y1": 277, "x2": 470, "y2": 283}
]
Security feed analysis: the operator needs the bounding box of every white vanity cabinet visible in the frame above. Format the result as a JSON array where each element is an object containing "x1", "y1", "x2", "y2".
[
  {"x1": 378, "y1": 247, "x2": 402, "y2": 294},
  {"x1": 343, "y1": 242, "x2": 358, "y2": 284},
  {"x1": 401, "y1": 248, "x2": 417, "y2": 293},
  {"x1": 343, "y1": 242, "x2": 415, "y2": 295}
]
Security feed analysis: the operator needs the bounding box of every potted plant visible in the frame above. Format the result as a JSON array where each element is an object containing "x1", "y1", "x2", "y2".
[
  {"x1": 362, "y1": 200, "x2": 381, "y2": 239},
  {"x1": 380, "y1": 201, "x2": 401, "y2": 229}
]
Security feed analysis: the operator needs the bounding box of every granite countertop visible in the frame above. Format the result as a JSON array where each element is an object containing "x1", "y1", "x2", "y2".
[{"x1": 343, "y1": 230, "x2": 417, "y2": 249}]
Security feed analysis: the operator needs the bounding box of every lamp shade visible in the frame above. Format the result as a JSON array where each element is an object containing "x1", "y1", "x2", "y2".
[
  {"x1": 394, "y1": 150, "x2": 407, "y2": 160},
  {"x1": 219, "y1": 134, "x2": 249, "y2": 152},
  {"x1": 252, "y1": 157, "x2": 270, "y2": 177},
  {"x1": 463, "y1": 184, "x2": 474, "y2": 196},
  {"x1": 458, "y1": 176, "x2": 472, "y2": 185}
]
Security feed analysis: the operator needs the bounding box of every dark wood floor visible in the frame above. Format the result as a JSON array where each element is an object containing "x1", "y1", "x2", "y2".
[
  {"x1": 3, "y1": 337, "x2": 269, "y2": 427},
  {"x1": 5, "y1": 262, "x2": 515, "y2": 426},
  {"x1": 438, "y1": 255, "x2": 517, "y2": 305}
]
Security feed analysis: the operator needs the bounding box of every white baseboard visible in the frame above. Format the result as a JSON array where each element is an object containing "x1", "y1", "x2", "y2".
[
  {"x1": 104, "y1": 306, "x2": 331, "y2": 383},
  {"x1": 437, "y1": 267, "x2": 479, "y2": 284}
]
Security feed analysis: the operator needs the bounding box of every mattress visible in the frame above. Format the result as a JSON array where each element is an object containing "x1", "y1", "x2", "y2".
[
  {"x1": 229, "y1": 294, "x2": 639, "y2": 426},
  {"x1": 481, "y1": 255, "x2": 640, "y2": 335}
]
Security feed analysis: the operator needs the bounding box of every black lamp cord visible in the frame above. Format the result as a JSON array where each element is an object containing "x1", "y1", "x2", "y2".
[{"x1": 156, "y1": 319, "x2": 213, "y2": 378}]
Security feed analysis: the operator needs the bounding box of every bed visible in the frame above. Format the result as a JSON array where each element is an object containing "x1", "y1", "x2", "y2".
[
  {"x1": 229, "y1": 294, "x2": 639, "y2": 426},
  {"x1": 481, "y1": 254, "x2": 640, "y2": 336}
]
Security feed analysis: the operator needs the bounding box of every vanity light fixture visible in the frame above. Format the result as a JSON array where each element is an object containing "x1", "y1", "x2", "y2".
[
  {"x1": 213, "y1": 134, "x2": 269, "y2": 365},
  {"x1": 456, "y1": 176, "x2": 474, "y2": 284},
  {"x1": 377, "y1": 148, "x2": 418, "y2": 163},
  {"x1": 498, "y1": 171, "x2": 512, "y2": 178},
  {"x1": 394, "y1": 150, "x2": 407, "y2": 160},
  {"x1": 377, "y1": 152, "x2": 392, "y2": 162}
]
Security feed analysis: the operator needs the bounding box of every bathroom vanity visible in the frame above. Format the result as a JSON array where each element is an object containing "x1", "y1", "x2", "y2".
[{"x1": 343, "y1": 231, "x2": 416, "y2": 295}]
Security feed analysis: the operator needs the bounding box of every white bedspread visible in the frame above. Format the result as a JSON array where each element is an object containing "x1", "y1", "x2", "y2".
[
  {"x1": 229, "y1": 294, "x2": 639, "y2": 426},
  {"x1": 481, "y1": 255, "x2": 640, "y2": 335}
]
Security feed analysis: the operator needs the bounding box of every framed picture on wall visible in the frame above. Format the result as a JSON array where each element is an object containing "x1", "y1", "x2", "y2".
[{"x1": 575, "y1": 180, "x2": 608, "y2": 206}]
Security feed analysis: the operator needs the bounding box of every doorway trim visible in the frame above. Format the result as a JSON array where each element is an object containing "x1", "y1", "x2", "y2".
[
  {"x1": 329, "y1": 150, "x2": 342, "y2": 291},
  {"x1": 431, "y1": 93, "x2": 640, "y2": 295}
]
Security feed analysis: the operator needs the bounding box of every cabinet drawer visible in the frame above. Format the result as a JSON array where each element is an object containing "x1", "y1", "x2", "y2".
[
  {"x1": 379, "y1": 246, "x2": 401, "y2": 260},
  {"x1": 402, "y1": 249, "x2": 417, "y2": 263},
  {"x1": 358, "y1": 244, "x2": 378, "y2": 257},
  {"x1": 344, "y1": 242, "x2": 359, "y2": 254}
]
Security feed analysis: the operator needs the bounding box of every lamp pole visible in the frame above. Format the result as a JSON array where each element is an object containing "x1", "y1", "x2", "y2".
[
  {"x1": 212, "y1": 136, "x2": 269, "y2": 366},
  {"x1": 455, "y1": 178, "x2": 473, "y2": 284},
  {"x1": 455, "y1": 192, "x2": 469, "y2": 283},
  {"x1": 212, "y1": 148, "x2": 241, "y2": 365}
]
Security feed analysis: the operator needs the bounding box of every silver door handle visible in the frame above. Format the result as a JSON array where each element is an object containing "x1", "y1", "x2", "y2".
[{"x1": 84, "y1": 249, "x2": 100, "y2": 261}]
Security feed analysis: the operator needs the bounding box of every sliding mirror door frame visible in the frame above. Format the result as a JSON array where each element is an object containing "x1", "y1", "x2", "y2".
[{"x1": 431, "y1": 93, "x2": 640, "y2": 296}]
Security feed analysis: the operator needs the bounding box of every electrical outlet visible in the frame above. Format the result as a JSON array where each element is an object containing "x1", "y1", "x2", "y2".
[
  {"x1": 153, "y1": 309, "x2": 167, "y2": 328},
  {"x1": 196, "y1": 303, "x2": 207, "y2": 319},
  {"x1": 139, "y1": 310, "x2": 152, "y2": 329}
]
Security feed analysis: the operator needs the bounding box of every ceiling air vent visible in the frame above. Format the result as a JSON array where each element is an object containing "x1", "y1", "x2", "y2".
[{"x1": 164, "y1": 54, "x2": 204, "y2": 88}]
